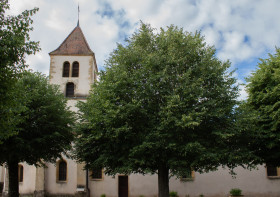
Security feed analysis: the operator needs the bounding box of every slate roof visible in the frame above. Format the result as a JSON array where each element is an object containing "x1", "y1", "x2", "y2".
[{"x1": 49, "y1": 25, "x2": 94, "y2": 55}]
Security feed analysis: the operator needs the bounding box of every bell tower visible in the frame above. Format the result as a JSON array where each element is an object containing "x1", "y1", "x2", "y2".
[
  {"x1": 47, "y1": 24, "x2": 97, "y2": 192},
  {"x1": 49, "y1": 23, "x2": 98, "y2": 110}
]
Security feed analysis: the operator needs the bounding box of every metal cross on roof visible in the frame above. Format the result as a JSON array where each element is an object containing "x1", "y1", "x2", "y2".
[{"x1": 77, "y1": 3, "x2": 80, "y2": 26}]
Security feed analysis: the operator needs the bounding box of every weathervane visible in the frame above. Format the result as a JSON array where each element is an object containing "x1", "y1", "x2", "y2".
[{"x1": 77, "y1": 3, "x2": 80, "y2": 26}]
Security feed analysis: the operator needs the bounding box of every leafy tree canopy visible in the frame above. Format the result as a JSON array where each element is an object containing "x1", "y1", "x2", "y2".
[
  {"x1": 245, "y1": 48, "x2": 280, "y2": 166},
  {"x1": 75, "y1": 23, "x2": 241, "y2": 197},
  {"x1": 0, "y1": 71, "x2": 75, "y2": 197},
  {"x1": 0, "y1": 71, "x2": 75, "y2": 165},
  {"x1": 0, "y1": 0, "x2": 40, "y2": 142}
]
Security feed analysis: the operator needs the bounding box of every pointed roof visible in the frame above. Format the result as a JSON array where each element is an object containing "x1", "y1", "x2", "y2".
[{"x1": 49, "y1": 25, "x2": 94, "y2": 56}]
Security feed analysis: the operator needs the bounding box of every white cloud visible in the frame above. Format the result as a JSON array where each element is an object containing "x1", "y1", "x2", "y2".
[
  {"x1": 202, "y1": 27, "x2": 221, "y2": 48},
  {"x1": 238, "y1": 83, "x2": 248, "y2": 101},
  {"x1": 6, "y1": 0, "x2": 280, "y2": 94},
  {"x1": 8, "y1": 0, "x2": 43, "y2": 14}
]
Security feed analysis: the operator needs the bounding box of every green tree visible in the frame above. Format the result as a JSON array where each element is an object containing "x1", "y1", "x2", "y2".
[
  {"x1": 0, "y1": 0, "x2": 40, "y2": 142},
  {"x1": 245, "y1": 48, "x2": 280, "y2": 167},
  {"x1": 0, "y1": 72, "x2": 74, "y2": 197},
  {"x1": 75, "y1": 23, "x2": 240, "y2": 197}
]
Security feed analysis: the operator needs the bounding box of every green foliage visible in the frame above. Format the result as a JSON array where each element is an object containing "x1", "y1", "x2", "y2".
[
  {"x1": 0, "y1": 71, "x2": 75, "y2": 165},
  {"x1": 0, "y1": 71, "x2": 74, "y2": 197},
  {"x1": 74, "y1": 22, "x2": 239, "y2": 197},
  {"x1": 245, "y1": 48, "x2": 280, "y2": 166},
  {"x1": 169, "y1": 191, "x2": 178, "y2": 197},
  {"x1": 229, "y1": 188, "x2": 242, "y2": 196},
  {"x1": 230, "y1": 101, "x2": 262, "y2": 169},
  {"x1": 199, "y1": 195, "x2": 204, "y2": 197},
  {"x1": 0, "y1": 0, "x2": 40, "y2": 142},
  {"x1": 100, "y1": 194, "x2": 106, "y2": 197}
]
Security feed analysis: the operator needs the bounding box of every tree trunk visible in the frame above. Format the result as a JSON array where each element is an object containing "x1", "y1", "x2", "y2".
[
  {"x1": 158, "y1": 165, "x2": 169, "y2": 197},
  {"x1": 8, "y1": 160, "x2": 19, "y2": 197}
]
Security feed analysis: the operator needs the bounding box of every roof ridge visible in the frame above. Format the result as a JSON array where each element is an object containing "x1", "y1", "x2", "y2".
[
  {"x1": 49, "y1": 27, "x2": 77, "y2": 54},
  {"x1": 77, "y1": 26, "x2": 93, "y2": 54}
]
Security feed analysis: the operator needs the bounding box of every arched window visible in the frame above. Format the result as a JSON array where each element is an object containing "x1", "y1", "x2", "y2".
[
  {"x1": 63, "y1": 61, "x2": 70, "y2": 77},
  {"x1": 72, "y1": 61, "x2": 79, "y2": 77},
  {"x1": 66, "y1": 82, "x2": 74, "y2": 97},
  {"x1": 18, "y1": 164, "x2": 23, "y2": 182},
  {"x1": 58, "y1": 160, "x2": 67, "y2": 181}
]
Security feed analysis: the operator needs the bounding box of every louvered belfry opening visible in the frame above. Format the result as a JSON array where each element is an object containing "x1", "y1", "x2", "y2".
[
  {"x1": 66, "y1": 82, "x2": 74, "y2": 97},
  {"x1": 59, "y1": 160, "x2": 67, "y2": 181},
  {"x1": 63, "y1": 61, "x2": 70, "y2": 77},
  {"x1": 72, "y1": 61, "x2": 79, "y2": 77}
]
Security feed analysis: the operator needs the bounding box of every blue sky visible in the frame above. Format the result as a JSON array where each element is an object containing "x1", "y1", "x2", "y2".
[{"x1": 7, "y1": 0, "x2": 280, "y2": 99}]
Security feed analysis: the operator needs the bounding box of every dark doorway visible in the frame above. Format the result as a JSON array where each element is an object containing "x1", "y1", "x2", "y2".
[{"x1": 118, "y1": 176, "x2": 128, "y2": 197}]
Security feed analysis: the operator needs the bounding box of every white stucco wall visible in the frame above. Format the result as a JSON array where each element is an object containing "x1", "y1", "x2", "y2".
[
  {"x1": 49, "y1": 55, "x2": 96, "y2": 98},
  {"x1": 129, "y1": 174, "x2": 157, "y2": 197},
  {"x1": 89, "y1": 174, "x2": 118, "y2": 197},
  {"x1": 19, "y1": 163, "x2": 36, "y2": 194},
  {"x1": 45, "y1": 157, "x2": 78, "y2": 195},
  {"x1": 169, "y1": 165, "x2": 280, "y2": 197},
  {"x1": 67, "y1": 99, "x2": 79, "y2": 112},
  {"x1": 0, "y1": 166, "x2": 4, "y2": 182},
  {"x1": 86, "y1": 166, "x2": 280, "y2": 197},
  {"x1": 168, "y1": 166, "x2": 280, "y2": 197}
]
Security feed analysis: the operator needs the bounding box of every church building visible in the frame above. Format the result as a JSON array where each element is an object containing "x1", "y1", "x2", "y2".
[{"x1": 1, "y1": 22, "x2": 280, "y2": 197}]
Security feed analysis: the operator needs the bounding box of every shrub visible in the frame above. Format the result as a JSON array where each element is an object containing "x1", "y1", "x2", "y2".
[
  {"x1": 169, "y1": 191, "x2": 178, "y2": 197},
  {"x1": 230, "y1": 188, "x2": 242, "y2": 196}
]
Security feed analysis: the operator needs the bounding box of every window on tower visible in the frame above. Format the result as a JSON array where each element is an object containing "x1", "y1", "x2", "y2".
[
  {"x1": 63, "y1": 61, "x2": 70, "y2": 77},
  {"x1": 72, "y1": 61, "x2": 79, "y2": 77},
  {"x1": 66, "y1": 82, "x2": 74, "y2": 97}
]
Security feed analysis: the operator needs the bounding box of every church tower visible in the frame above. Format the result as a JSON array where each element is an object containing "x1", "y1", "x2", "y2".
[
  {"x1": 49, "y1": 23, "x2": 98, "y2": 110},
  {"x1": 45, "y1": 24, "x2": 98, "y2": 195}
]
